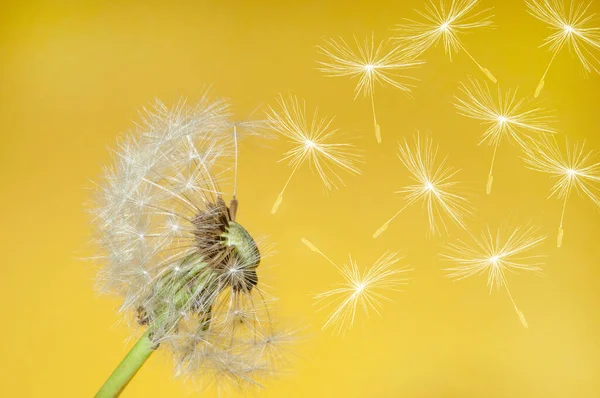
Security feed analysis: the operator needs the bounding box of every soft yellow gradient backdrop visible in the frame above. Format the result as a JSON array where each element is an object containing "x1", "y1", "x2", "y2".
[{"x1": 1, "y1": 1, "x2": 599, "y2": 397}]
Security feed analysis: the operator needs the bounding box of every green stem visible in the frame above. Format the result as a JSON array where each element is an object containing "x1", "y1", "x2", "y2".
[{"x1": 95, "y1": 329, "x2": 156, "y2": 398}]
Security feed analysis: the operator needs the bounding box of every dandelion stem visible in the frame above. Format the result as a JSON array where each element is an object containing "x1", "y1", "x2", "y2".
[
  {"x1": 95, "y1": 329, "x2": 156, "y2": 398},
  {"x1": 370, "y1": 92, "x2": 381, "y2": 143}
]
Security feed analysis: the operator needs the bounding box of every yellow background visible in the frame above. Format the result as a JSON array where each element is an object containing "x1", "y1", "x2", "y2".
[{"x1": 1, "y1": 0, "x2": 599, "y2": 397}]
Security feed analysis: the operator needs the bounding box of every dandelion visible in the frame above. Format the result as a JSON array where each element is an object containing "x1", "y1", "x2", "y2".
[
  {"x1": 526, "y1": 0, "x2": 600, "y2": 97},
  {"x1": 454, "y1": 77, "x2": 557, "y2": 194},
  {"x1": 373, "y1": 134, "x2": 472, "y2": 238},
  {"x1": 90, "y1": 96, "x2": 291, "y2": 396},
  {"x1": 302, "y1": 239, "x2": 410, "y2": 334},
  {"x1": 317, "y1": 35, "x2": 423, "y2": 143},
  {"x1": 393, "y1": 0, "x2": 497, "y2": 82},
  {"x1": 442, "y1": 225, "x2": 546, "y2": 328},
  {"x1": 522, "y1": 134, "x2": 600, "y2": 247},
  {"x1": 266, "y1": 94, "x2": 361, "y2": 214}
]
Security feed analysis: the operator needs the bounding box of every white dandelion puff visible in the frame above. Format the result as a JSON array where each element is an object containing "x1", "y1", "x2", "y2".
[
  {"x1": 454, "y1": 77, "x2": 557, "y2": 193},
  {"x1": 522, "y1": 134, "x2": 600, "y2": 247},
  {"x1": 266, "y1": 94, "x2": 361, "y2": 214},
  {"x1": 374, "y1": 133, "x2": 473, "y2": 238},
  {"x1": 442, "y1": 224, "x2": 547, "y2": 328},
  {"x1": 302, "y1": 239, "x2": 410, "y2": 334},
  {"x1": 90, "y1": 96, "x2": 292, "y2": 395},
  {"x1": 393, "y1": 0, "x2": 497, "y2": 82},
  {"x1": 317, "y1": 34, "x2": 424, "y2": 143},
  {"x1": 527, "y1": 0, "x2": 600, "y2": 97}
]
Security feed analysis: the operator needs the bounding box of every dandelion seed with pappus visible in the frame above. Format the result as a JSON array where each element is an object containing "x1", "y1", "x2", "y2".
[
  {"x1": 89, "y1": 95, "x2": 292, "y2": 397},
  {"x1": 317, "y1": 35, "x2": 423, "y2": 143},
  {"x1": 522, "y1": 134, "x2": 600, "y2": 247},
  {"x1": 442, "y1": 224, "x2": 546, "y2": 328},
  {"x1": 394, "y1": 0, "x2": 497, "y2": 82},
  {"x1": 527, "y1": 0, "x2": 600, "y2": 97},
  {"x1": 302, "y1": 239, "x2": 411, "y2": 334},
  {"x1": 454, "y1": 77, "x2": 556, "y2": 194},
  {"x1": 266, "y1": 94, "x2": 362, "y2": 214},
  {"x1": 373, "y1": 133, "x2": 473, "y2": 238}
]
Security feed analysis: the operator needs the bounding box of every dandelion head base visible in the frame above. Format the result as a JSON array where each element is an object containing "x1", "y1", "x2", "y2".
[{"x1": 137, "y1": 196, "x2": 261, "y2": 327}]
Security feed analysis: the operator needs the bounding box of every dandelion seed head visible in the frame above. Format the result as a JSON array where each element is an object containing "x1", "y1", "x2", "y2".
[{"x1": 90, "y1": 95, "x2": 292, "y2": 390}]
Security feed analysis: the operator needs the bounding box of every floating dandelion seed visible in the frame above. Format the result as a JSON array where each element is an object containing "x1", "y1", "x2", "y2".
[
  {"x1": 90, "y1": 96, "x2": 291, "y2": 396},
  {"x1": 527, "y1": 0, "x2": 600, "y2": 97},
  {"x1": 302, "y1": 239, "x2": 410, "y2": 334},
  {"x1": 442, "y1": 225, "x2": 546, "y2": 328},
  {"x1": 454, "y1": 77, "x2": 557, "y2": 194},
  {"x1": 266, "y1": 94, "x2": 361, "y2": 214},
  {"x1": 394, "y1": 0, "x2": 497, "y2": 82},
  {"x1": 522, "y1": 134, "x2": 600, "y2": 247},
  {"x1": 374, "y1": 134, "x2": 472, "y2": 238},
  {"x1": 317, "y1": 35, "x2": 423, "y2": 143}
]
